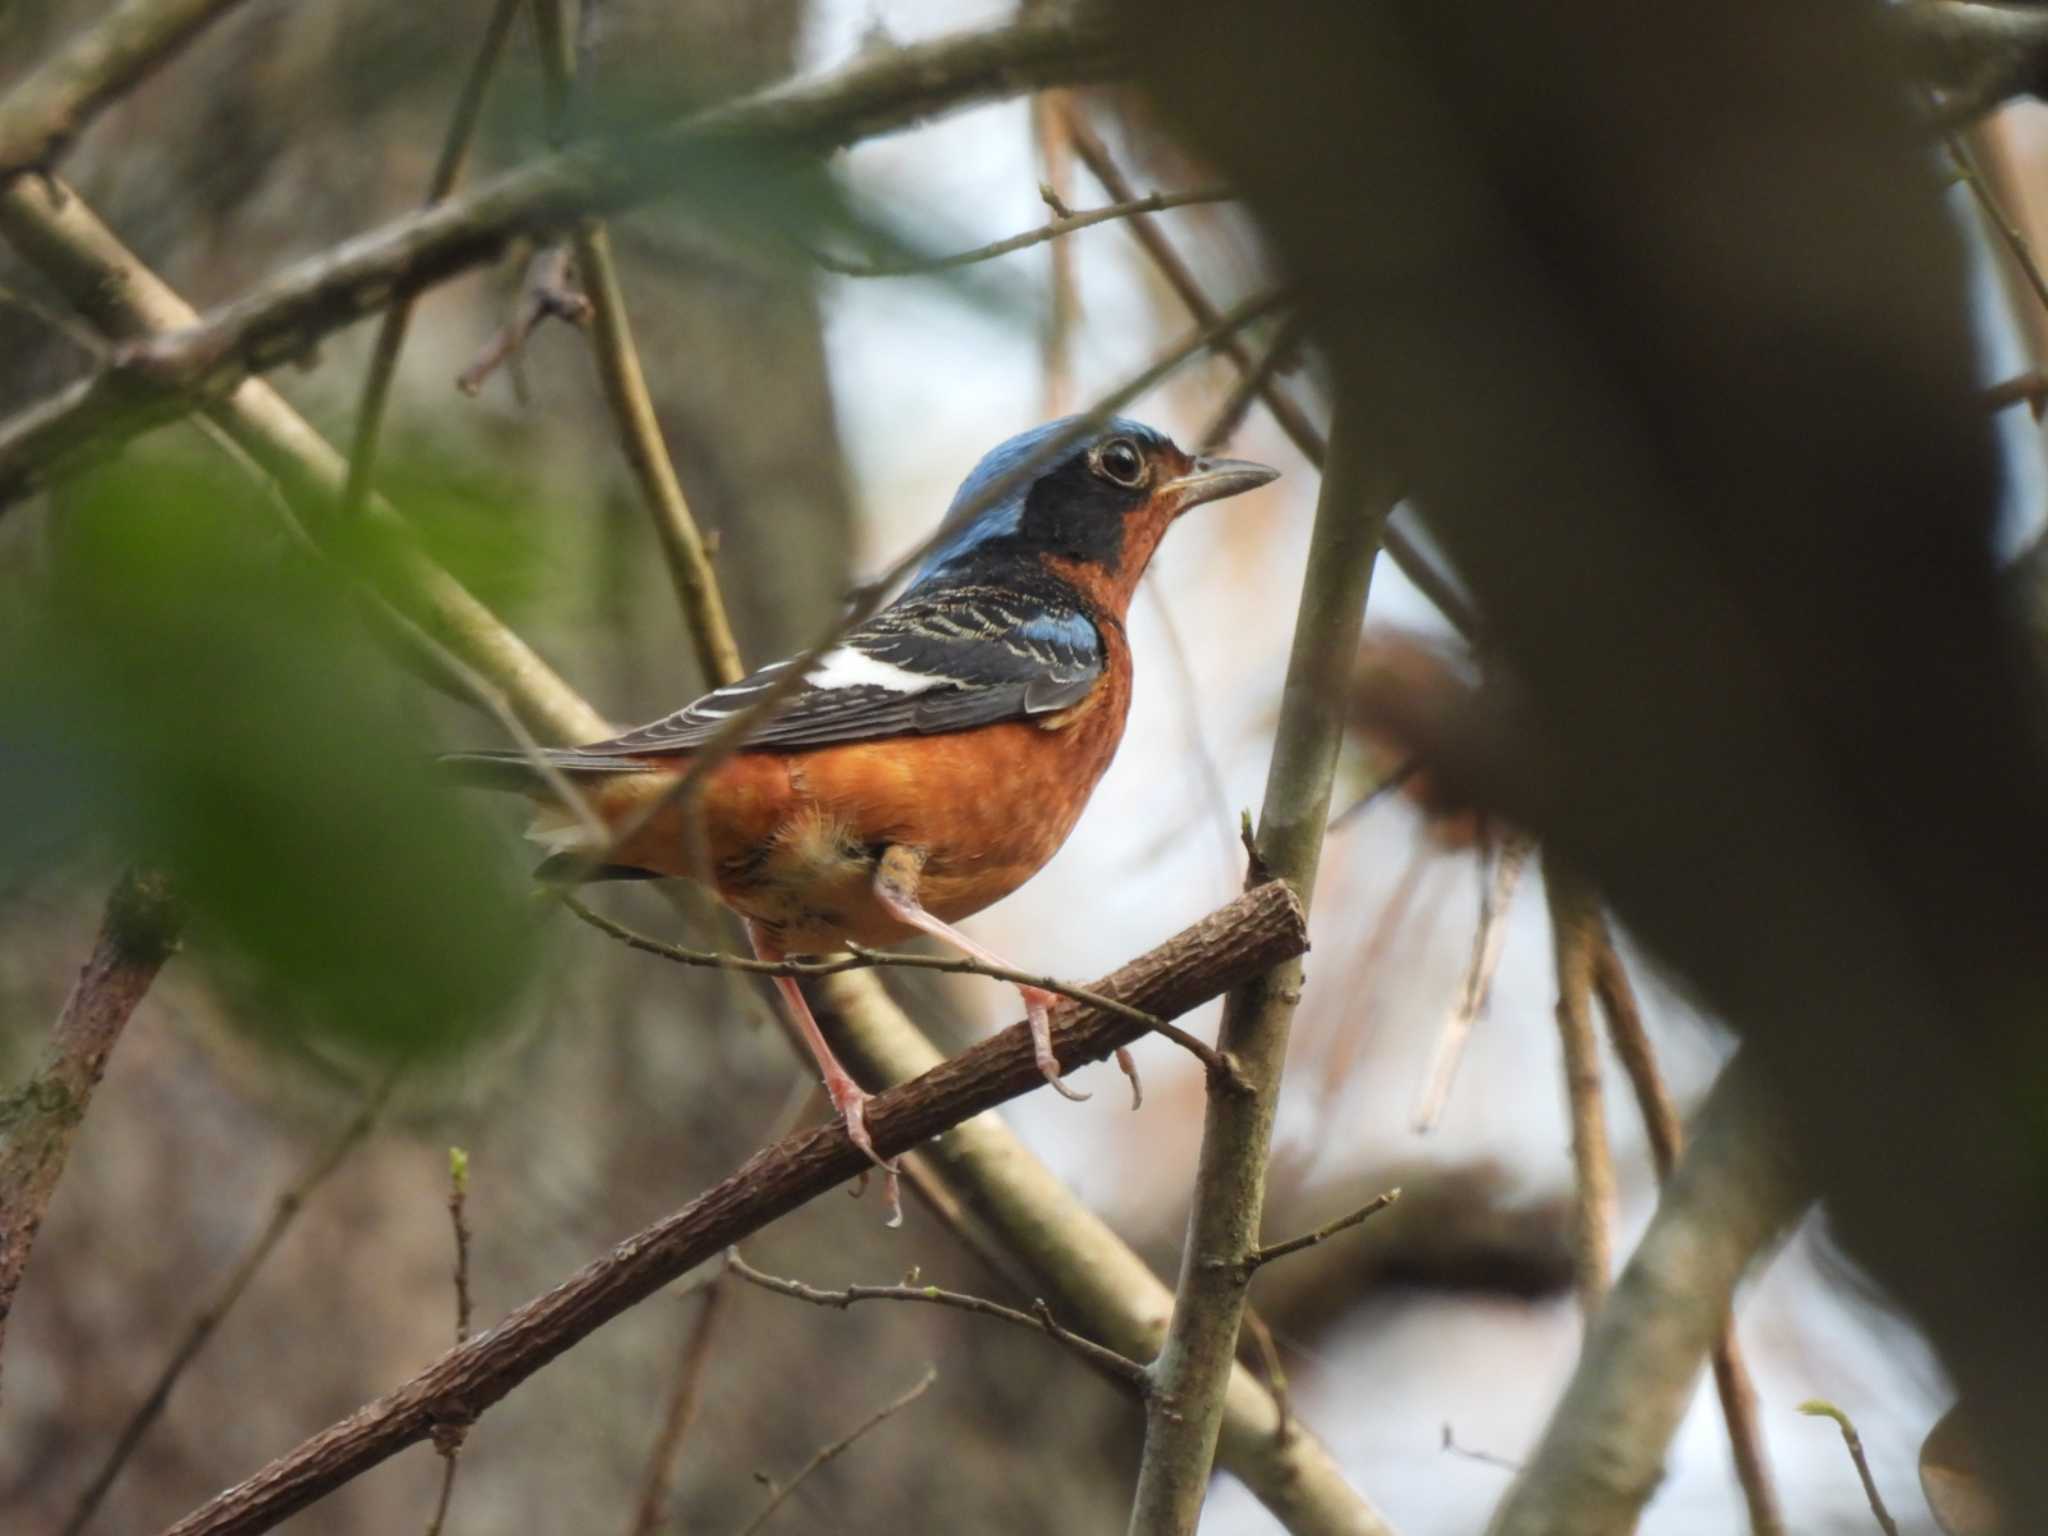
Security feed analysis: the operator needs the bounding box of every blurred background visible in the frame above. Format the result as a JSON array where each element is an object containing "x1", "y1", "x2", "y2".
[{"x1": 2, "y1": 0, "x2": 2032, "y2": 1530}]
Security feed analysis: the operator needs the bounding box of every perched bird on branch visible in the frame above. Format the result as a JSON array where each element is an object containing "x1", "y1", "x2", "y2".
[{"x1": 448, "y1": 417, "x2": 1275, "y2": 1198}]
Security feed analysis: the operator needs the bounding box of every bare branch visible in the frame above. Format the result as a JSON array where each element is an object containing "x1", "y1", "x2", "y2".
[
  {"x1": 0, "y1": 870, "x2": 180, "y2": 1386},
  {"x1": 1544, "y1": 859, "x2": 1617, "y2": 1323},
  {"x1": 0, "y1": 0, "x2": 257, "y2": 179},
  {"x1": 557, "y1": 893, "x2": 1243, "y2": 1089},
  {"x1": 61, "y1": 1068, "x2": 398, "y2": 1536},
  {"x1": 1246, "y1": 1189, "x2": 1401, "y2": 1275},
  {"x1": 735, "y1": 1365, "x2": 937, "y2": 1536},
  {"x1": 0, "y1": 11, "x2": 1120, "y2": 502},
  {"x1": 153, "y1": 881, "x2": 1306, "y2": 1536},
  {"x1": 725, "y1": 1249, "x2": 1148, "y2": 1394},
  {"x1": 1128, "y1": 400, "x2": 1393, "y2": 1533},
  {"x1": 624, "y1": 1270, "x2": 729, "y2": 1536},
  {"x1": 455, "y1": 245, "x2": 591, "y2": 396},
  {"x1": 813, "y1": 188, "x2": 1233, "y2": 276},
  {"x1": 1484, "y1": 1056, "x2": 1808, "y2": 1536},
  {"x1": 1799, "y1": 1401, "x2": 1902, "y2": 1536}
]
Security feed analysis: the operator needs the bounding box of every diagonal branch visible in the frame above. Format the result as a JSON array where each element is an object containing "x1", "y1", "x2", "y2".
[
  {"x1": 0, "y1": 10, "x2": 1120, "y2": 503},
  {"x1": 154, "y1": 880, "x2": 1307, "y2": 1536},
  {"x1": 0, "y1": 870, "x2": 181, "y2": 1389},
  {"x1": 0, "y1": 0, "x2": 258, "y2": 179},
  {"x1": 1128, "y1": 399, "x2": 1393, "y2": 1533}
]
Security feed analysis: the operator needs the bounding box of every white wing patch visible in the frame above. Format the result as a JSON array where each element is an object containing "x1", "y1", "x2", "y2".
[{"x1": 805, "y1": 646, "x2": 949, "y2": 695}]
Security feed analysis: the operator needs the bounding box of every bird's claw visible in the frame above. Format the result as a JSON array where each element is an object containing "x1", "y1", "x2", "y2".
[
  {"x1": 1026, "y1": 990, "x2": 1090, "y2": 1101},
  {"x1": 831, "y1": 1078, "x2": 903, "y2": 1228}
]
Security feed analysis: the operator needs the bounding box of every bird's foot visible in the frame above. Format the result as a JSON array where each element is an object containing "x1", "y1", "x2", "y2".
[
  {"x1": 827, "y1": 1073, "x2": 901, "y2": 1229},
  {"x1": 1024, "y1": 985, "x2": 1090, "y2": 1101},
  {"x1": 1114, "y1": 1046, "x2": 1143, "y2": 1110}
]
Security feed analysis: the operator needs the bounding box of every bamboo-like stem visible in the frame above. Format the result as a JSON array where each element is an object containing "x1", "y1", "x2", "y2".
[
  {"x1": 340, "y1": 0, "x2": 525, "y2": 523},
  {"x1": 1127, "y1": 400, "x2": 1393, "y2": 1535},
  {"x1": 1484, "y1": 1056, "x2": 1807, "y2": 1536},
  {"x1": 1544, "y1": 858, "x2": 1616, "y2": 1324},
  {"x1": 0, "y1": 0, "x2": 257, "y2": 178},
  {"x1": 0, "y1": 870, "x2": 180, "y2": 1393},
  {"x1": 0, "y1": 11, "x2": 1117, "y2": 502},
  {"x1": 153, "y1": 882, "x2": 1308, "y2": 1536},
  {"x1": 1590, "y1": 929, "x2": 1785, "y2": 1536}
]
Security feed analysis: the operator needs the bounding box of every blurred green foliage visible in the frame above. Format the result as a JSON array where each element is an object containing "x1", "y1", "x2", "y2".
[{"x1": 0, "y1": 453, "x2": 541, "y2": 1060}]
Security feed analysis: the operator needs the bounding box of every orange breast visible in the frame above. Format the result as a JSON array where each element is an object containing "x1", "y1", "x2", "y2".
[{"x1": 586, "y1": 660, "x2": 1132, "y2": 953}]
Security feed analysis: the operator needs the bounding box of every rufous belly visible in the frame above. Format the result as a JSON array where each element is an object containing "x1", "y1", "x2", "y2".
[{"x1": 574, "y1": 679, "x2": 1129, "y2": 953}]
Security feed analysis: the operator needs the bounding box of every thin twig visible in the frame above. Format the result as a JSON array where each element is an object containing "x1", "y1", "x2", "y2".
[
  {"x1": 1128, "y1": 398, "x2": 1393, "y2": 1533},
  {"x1": 557, "y1": 893, "x2": 1242, "y2": 1089},
  {"x1": 1798, "y1": 1401, "x2": 1902, "y2": 1536},
  {"x1": 735, "y1": 1365, "x2": 937, "y2": 1536},
  {"x1": 725, "y1": 1250, "x2": 1148, "y2": 1393},
  {"x1": 340, "y1": 0, "x2": 524, "y2": 522},
  {"x1": 1545, "y1": 859, "x2": 1616, "y2": 1324},
  {"x1": 1590, "y1": 924, "x2": 1785, "y2": 1536},
  {"x1": 812, "y1": 188, "x2": 1233, "y2": 276},
  {"x1": 423, "y1": 1147, "x2": 474, "y2": 1536},
  {"x1": 1985, "y1": 369, "x2": 2048, "y2": 416},
  {"x1": 1412, "y1": 832, "x2": 1532, "y2": 1132},
  {"x1": 0, "y1": 869, "x2": 180, "y2": 1391},
  {"x1": 0, "y1": 0, "x2": 257, "y2": 178},
  {"x1": 625, "y1": 1270, "x2": 730, "y2": 1536},
  {"x1": 455, "y1": 245, "x2": 591, "y2": 397},
  {"x1": 530, "y1": 0, "x2": 745, "y2": 688},
  {"x1": 1198, "y1": 311, "x2": 1306, "y2": 457},
  {"x1": 62, "y1": 1067, "x2": 400, "y2": 1536},
  {"x1": 1245, "y1": 1189, "x2": 1401, "y2": 1274}
]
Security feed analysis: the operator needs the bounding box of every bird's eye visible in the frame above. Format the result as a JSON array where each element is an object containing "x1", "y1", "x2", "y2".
[{"x1": 1095, "y1": 439, "x2": 1146, "y2": 488}]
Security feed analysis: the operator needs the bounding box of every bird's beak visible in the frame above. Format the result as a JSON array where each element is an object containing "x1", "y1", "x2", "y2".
[{"x1": 1162, "y1": 456, "x2": 1280, "y2": 514}]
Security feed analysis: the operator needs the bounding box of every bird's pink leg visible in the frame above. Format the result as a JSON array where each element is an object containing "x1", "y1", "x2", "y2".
[
  {"x1": 872, "y1": 847, "x2": 1117, "y2": 1104},
  {"x1": 751, "y1": 923, "x2": 900, "y2": 1227}
]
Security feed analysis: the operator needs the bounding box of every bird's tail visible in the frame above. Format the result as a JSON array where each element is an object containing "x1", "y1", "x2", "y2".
[{"x1": 440, "y1": 749, "x2": 669, "y2": 884}]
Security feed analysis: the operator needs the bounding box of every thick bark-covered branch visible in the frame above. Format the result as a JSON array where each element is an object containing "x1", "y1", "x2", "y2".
[
  {"x1": 0, "y1": 870, "x2": 180, "y2": 1384},
  {"x1": 1484, "y1": 1057, "x2": 1808, "y2": 1536},
  {"x1": 0, "y1": 0, "x2": 256, "y2": 179},
  {"x1": 0, "y1": 11, "x2": 1116, "y2": 502},
  {"x1": 155, "y1": 884, "x2": 1304, "y2": 1536},
  {"x1": 1127, "y1": 402, "x2": 1391, "y2": 1535}
]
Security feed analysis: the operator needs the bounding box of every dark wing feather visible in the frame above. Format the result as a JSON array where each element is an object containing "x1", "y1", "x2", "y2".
[{"x1": 539, "y1": 587, "x2": 1103, "y2": 762}]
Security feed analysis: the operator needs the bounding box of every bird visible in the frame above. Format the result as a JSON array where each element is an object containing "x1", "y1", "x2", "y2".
[{"x1": 447, "y1": 416, "x2": 1276, "y2": 1213}]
